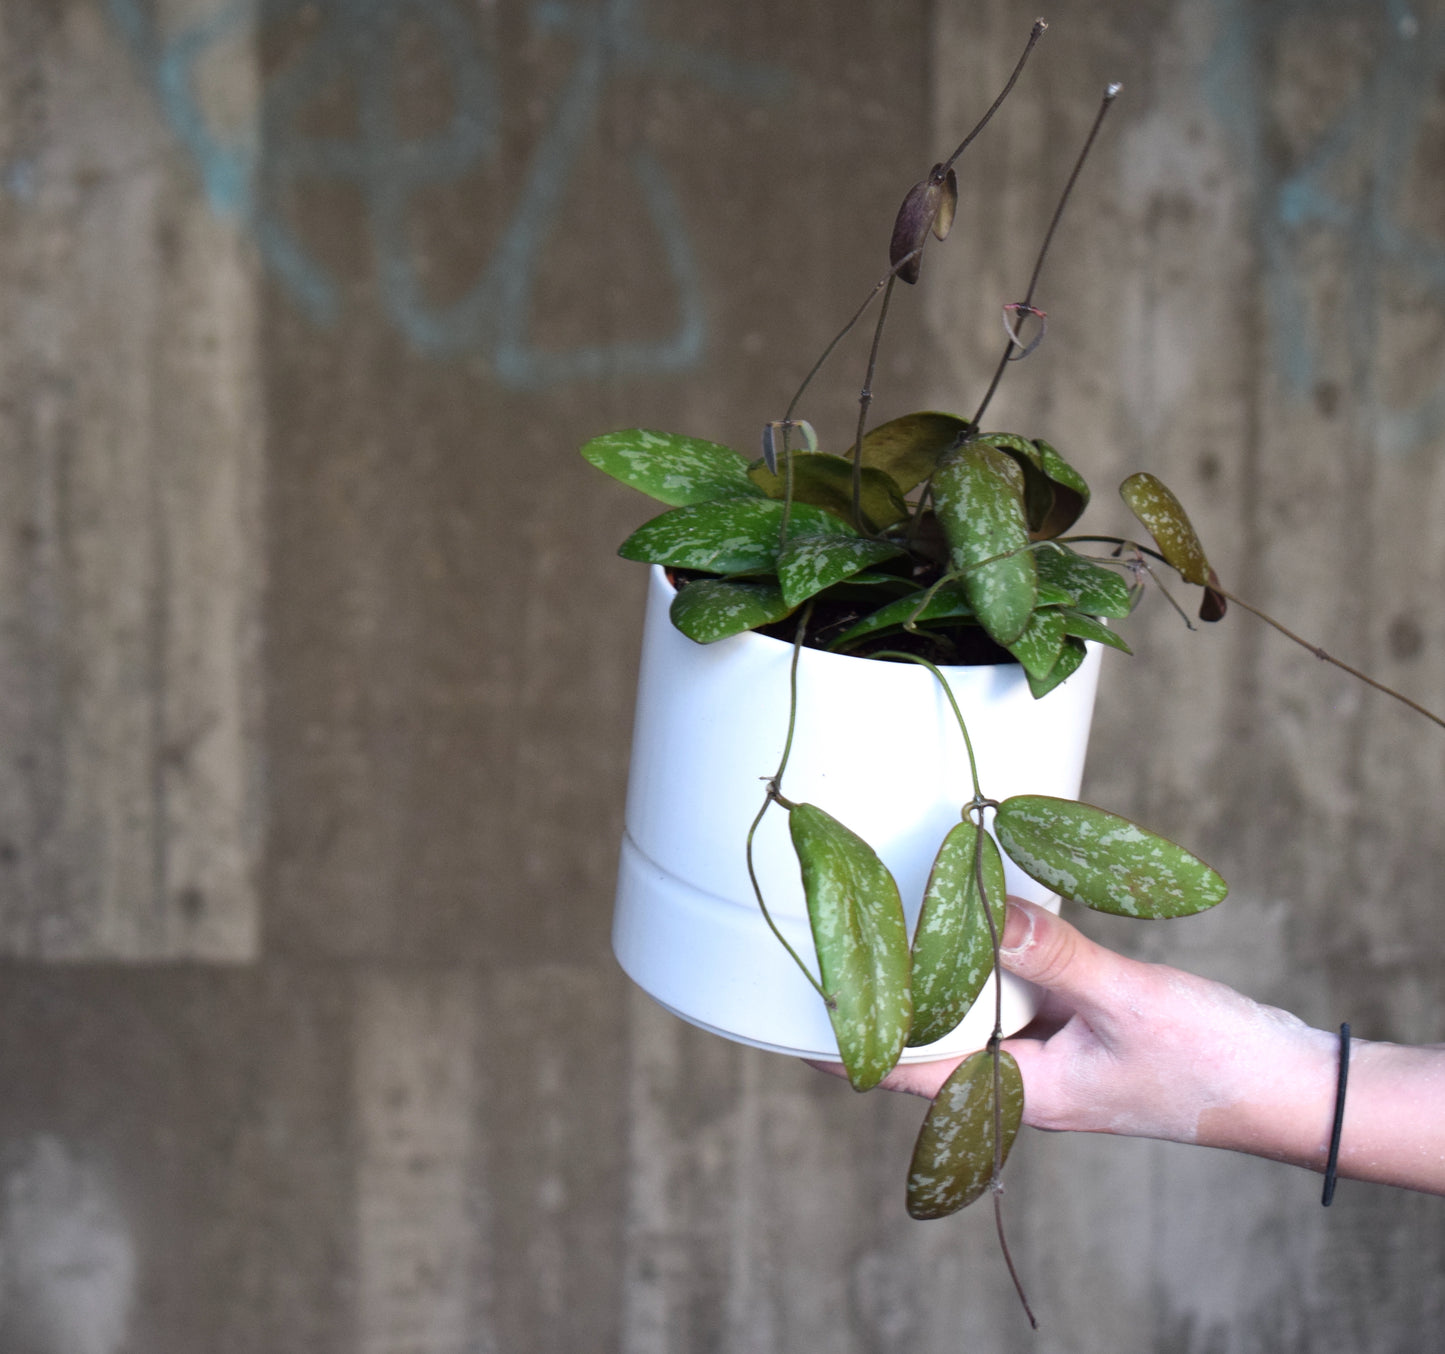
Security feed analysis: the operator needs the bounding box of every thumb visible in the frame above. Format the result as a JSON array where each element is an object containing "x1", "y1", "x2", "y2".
[{"x1": 998, "y1": 896, "x2": 1120, "y2": 1017}]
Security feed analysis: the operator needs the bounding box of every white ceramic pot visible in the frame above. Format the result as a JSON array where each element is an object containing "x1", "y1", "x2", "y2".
[{"x1": 613, "y1": 565, "x2": 1103, "y2": 1062}]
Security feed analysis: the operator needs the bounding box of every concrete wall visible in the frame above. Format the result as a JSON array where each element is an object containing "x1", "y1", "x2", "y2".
[{"x1": 0, "y1": 1, "x2": 1442, "y2": 1350}]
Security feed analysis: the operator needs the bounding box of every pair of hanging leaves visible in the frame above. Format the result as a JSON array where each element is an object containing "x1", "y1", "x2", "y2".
[
  {"x1": 790, "y1": 792, "x2": 1022, "y2": 1221},
  {"x1": 791, "y1": 794, "x2": 1225, "y2": 1216},
  {"x1": 793, "y1": 795, "x2": 1227, "y2": 1089}
]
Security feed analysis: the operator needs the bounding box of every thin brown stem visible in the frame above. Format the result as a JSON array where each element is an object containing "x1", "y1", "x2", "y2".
[
  {"x1": 746, "y1": 603, "x2": 830, "y2": 1000},
  {"x1": 994, "y1": 1191, "x2": 1040, "y2": 1330},
  {"x1": 970, "y1": 83, "x2": 1122, "y2": 429},
  {"x1": 782, "y1": 20, "x2": 1047, "y2": 440},
  {"x1": 1219, "y1": 589, "x2": 1445, "y2": 731},
  {"x1": 850, "y1": 275, "x2": 897, "y2": 532},
  {"x1": 942, "y1": 19, "x2": 1049, "y2": 172},
  {"x1": 1020, "y1": 82, "x2": 1120, "y2": 306},
  {"x1": 782, "y1": 250, "x2": 922, "y2": 427},
  {"x1": 1062, "y1": 534, "x2": 1445, "y2": 730},
  {"x1": 973, "y1": 810, "x2": 1036, "y2": 1328}
]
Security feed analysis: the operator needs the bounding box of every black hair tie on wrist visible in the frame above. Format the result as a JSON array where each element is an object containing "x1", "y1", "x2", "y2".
[{"x1": 1322, "y1": 1022, "x2": 1350, "y2": 1207}]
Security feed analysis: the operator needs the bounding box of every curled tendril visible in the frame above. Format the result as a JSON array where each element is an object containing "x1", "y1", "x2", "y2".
[{"x1": 1002, "y1": 303, "x2": 1047, "y2": 359}]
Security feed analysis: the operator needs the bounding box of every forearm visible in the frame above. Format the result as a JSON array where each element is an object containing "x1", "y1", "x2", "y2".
[
  {"x1": 1196, "y1": 1028, "x2": 1445, "y2": 1195},
  {"x1": 902, "y1": 900, "x2": 1445, "y2": 1199}
]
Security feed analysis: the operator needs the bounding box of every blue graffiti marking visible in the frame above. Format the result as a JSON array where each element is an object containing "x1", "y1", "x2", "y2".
[
  {"x1": 107, "y1": 0, "x2": 790, "y2": 388},
  {"x1": 1206, "y1": 0, "x2": 1445, "y2": 453}
]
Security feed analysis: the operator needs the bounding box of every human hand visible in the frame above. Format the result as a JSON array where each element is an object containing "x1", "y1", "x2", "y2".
[
  {"x1": 817, "y1": 897, "x2": 1445, "y2": 1193},
  {"x1": 879, "y1": 897, "x2": 1333, "y2": 1149}
]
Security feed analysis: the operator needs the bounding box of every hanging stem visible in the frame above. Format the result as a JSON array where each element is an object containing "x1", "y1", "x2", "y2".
[
  {"x1": 941, "y1": 19, "x2": 1049, "y2": 173},
  {"x1": 1061, "y1": 535, "x2": 1445, "y2": 731},
  {"x1": 849, "y1": 275, "x2": 898, "y2": 532},
  {"x1": 782, "y1": 250, "x2": 923, "y2": 428},
  {"x1": 1219, "y1": 588, "x2": 1445, "y2": 732},
  {"x1": 871, "y1": 646, "x2": 1036, "y2": 1326},
  {"x1": 866, "y1": 650, "x2": 984, "y2": 801},
  {"x1": 779, "y1": 19, "x2": 1050, "y2": 472},
  {"x1": 970, "y1": 82, "x2": 1122, "y2": 429},
  {"x1": 745, "y1": 602, "x2": 830, "y2": 1001}
]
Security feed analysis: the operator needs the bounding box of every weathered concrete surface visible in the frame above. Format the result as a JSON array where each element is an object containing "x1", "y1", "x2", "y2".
[
  {"x1": 0, "y1": 2, "x2": 263, "y2": 959},
  {"x1": 0, "y1": 1, "x2": 1442, "y2": 1351}
]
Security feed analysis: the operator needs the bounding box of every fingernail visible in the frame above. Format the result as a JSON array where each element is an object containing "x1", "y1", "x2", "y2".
[{"x1": 1000, "y1": 900, "x2": 1034, "y2": 955}]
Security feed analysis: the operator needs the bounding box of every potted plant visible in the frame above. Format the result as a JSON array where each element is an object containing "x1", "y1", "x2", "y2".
[{"x1": 579, "y1": 20, "x2": 1441, "y2": 1325}]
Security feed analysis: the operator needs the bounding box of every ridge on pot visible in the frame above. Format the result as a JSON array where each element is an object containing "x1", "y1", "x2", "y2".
[{"x1": 612, "y1": 566, "x2": 1103, "y2": 1061}]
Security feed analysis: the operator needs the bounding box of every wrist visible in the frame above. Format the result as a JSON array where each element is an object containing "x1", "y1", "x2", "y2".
[{"x1": 1192, "y1": 1013, "x2": 1339, "y2": 1168}]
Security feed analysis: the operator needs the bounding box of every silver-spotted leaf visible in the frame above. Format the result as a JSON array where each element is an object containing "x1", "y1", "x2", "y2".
[
  {"x1": 994, "y1": 795, "x2": 1229, "y2": 918},
  {"x1": 777, "y1": 534, "x2": 904, "y2": 608},
  {"x1": 827, "y1": 582, "x2": 974, "y2": 652},
  {"x1": 909, "y1": 825, "x2": 1004, "y2": 1047},
  {"x1": 1119, "y1": 472, "x2": 1210, "y2": 586},
  {"x1": 1035, "y1": 580, "x2": 1080, "y2": 608},
  {"x1": 748, "y1": 452, "x2": 909, "y2": 532},
  {"x1": 1035, "y1": 546, "x2": 1132, "y2": 618},
  {"x1": 857, "y1": 412, "x2": 970, "y2": 494},
  {"x1": 619, "y1": 498, "x2": 855, "y2": 575},
  {"x1": 976, "y1": 432, "x2": 1039, "y2": 462},
  {"x1": 907, "y1": 1050, "x2": 1024, "y2": 1219},
  {"x1": 980, "y1": 434, "x2": 1058, "y2": 537},
  {"x1": 1033, "y1": 438, "x2": 1091, "y2": 538},
  {"x1": 1025, "y1": 635, "x2": 1088, "y2": 699},
  {"x1": 669, "y1": 579, "x2": 793, "y2": 643},
  {"x1": 1005, "y1": 607, "x2": 1067, "y2": 683},
  {"x1": 933, "y1": 444, "x2": 1037, "y2": 645},
  {"x1": 581, "y1": 429, "x2": 761, "y2": 505},
  {"x1": 790, "y1": 804, "x2": 913, "y2": 1091},
  {"x1": 1059, "y1": 609, "x2": 1131, "y2": 654}
]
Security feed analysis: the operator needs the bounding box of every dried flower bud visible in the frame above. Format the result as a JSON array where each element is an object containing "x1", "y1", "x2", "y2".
[
  {"x1": 1200, "y1": 566, "x2": 1228, "y2": 622},
  {"x1": 889, "y1": 168, "x2": 944, "y2": 284},
  {"x1": 932, "y1": 167, "x2": 958, "y2": 242}
]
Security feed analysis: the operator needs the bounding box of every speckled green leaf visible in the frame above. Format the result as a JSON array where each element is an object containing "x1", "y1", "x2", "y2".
[
  {"x1": 790, "y1": 804, "x2": 912, "y2": 1091},
  {"x1": 983, "y1": 435, "x2": 1058, "y2": 538},
  {"x1": 933, "y1": 445, "x2": 1037, "y2": 645},
  {"x1": 857, "y1": 413, "x2": 971, "y2": 494},
  {"x1": 1033, "y1": 439, "x2": 1091, "y2": 539},
  {"x1": 976, "y1": 431, "x2": 1038, "y2": 461},
  {"x1": 907, "y1": 1050, "x2": 1024, "y2": 1219},
  {"x1": 1004, "y1": 606, "x2": 1067, "y2": 682},
  {"x1": 1025, "y1": 636, "x2": 1087, "y2": 699},
  {"x1": 1120, "y1": 472, "x2": 1210, "y2": 586},
  {"x1": 908, "y1": 825, "x2": 1004, "y2": 1048},
  {"x1": 777, "y1": 534, "x2": 905, "y2": 608},
  {"x1": 1059, "y1": 609, "x2": 1131, "y2": 654},
  {"x1": 1035, "y1": 546, "x2": 1132, "y2": 618},
  {"x1": 748, "y1": 452, "x2": 909, "y2": 532},
  {"x1": 619, "y1": 499, "x2": 854, "y2": 575},
  {"x1": 1034, "y1": 580, "x2": 1079, "y2": 608},
  {"x1": 1034, "y1": 440, "x2": 1088, "y2": 498},
  {"x1": 581, "y1": 429, "x2": 761, "y2": 505},
  {"x1": 669, "y1": 579, "x2": 793, "y2": 643},
  {"x1": 827, "y1": 582, "x2": 974, "y2": 651},
  {"x1": 994, "y1": 795, "x2": 1229, "y2": 918}
]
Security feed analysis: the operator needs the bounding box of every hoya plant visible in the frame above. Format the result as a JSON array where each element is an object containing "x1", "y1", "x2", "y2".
[{"x1": 582, "y1": 21, "x2": 1441, "y2": 1327}]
